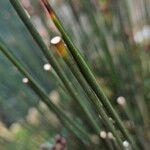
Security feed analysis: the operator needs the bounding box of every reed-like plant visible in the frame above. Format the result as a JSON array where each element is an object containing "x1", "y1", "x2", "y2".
[
  {"x1": 0, "y1": 0, "x2": 149, "y2": 149},
  {"x1": 50, "y1": 36, "x2": 125, "y2": 148},
  {"x1": 0, "y1": 38, "x2": 92, "y2": 144},
  {"x1": 40, "y1": 0, "x2": 138, "y2": 149},
  {"x1": 8, "y1": 0, "x2": 103, "y2": 137}
]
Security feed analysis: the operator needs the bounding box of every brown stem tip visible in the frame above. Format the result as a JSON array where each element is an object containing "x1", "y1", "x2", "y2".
[
  {"x1": 41, "y1": 0, "x2": 56, "y2": 19},
  {"x1": 50, "y1": 36, "x2": 68, "y2": 58}
]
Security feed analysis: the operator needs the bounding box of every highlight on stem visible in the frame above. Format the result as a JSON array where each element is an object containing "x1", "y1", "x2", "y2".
[{"x1": 50, "y1": 36, "x2": 68, "y2": 58}]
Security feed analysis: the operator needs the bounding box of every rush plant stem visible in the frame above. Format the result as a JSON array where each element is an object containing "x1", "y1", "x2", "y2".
[
  {"x1": 80, "y1": 0, "x2": 120, "y2": 92},
  {"x1": 0, "y1": 39, "x2": 92, "y2": 144},
  {"x1": 41, "y1": 1, "x2": 138, "y2": 149},
  {"x1": 9, "y1": 0, "x2": 101, "y2": 134},
  {"x1": 59, "y1": 52, "x2": 123, "y2": 148}
]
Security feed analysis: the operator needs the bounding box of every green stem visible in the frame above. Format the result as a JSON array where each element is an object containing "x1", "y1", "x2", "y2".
[
  {"x1": 80, "y1": 0, "x2": 120, "y2": 91},
  {"x1": 9, "y1": 0, "x2": 100, "y2": 133},
  {"x1": 43, "y1": 3, "x2": 138, "y2": 150},
  {"x1": 63, "y1": 54, "x2": 123, "y2": 148},
  {"x1": 0, "y1": 38, "x2": 92, "y2": 144}
]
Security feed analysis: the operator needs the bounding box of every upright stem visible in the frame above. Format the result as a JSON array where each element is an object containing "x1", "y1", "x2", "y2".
[
  {"x1": 41, "y1": 1, "x2": 138, "y2": 149},
  {"x1": 0, "y1": 38, "x2": 92, "y2": 144},
  {"x1": 53, "y1": 41, "x2": 123, "y2": 148},
  {"x1": 9, "y1": 0, "x2": 100, "y2": 133}
]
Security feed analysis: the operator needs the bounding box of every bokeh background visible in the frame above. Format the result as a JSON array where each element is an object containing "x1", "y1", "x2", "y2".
[{"x1": 0, "y1": 0, "x2": 149, "y2": 149}]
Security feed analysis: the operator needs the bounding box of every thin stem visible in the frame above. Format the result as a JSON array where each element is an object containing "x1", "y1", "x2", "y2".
[
  {"x1": 9, "y1": 0, "x2": 100, "y2": 133},
  {"x1": 41, "y1": 1, "x2": 138, "y2": 149},
  {"x1": 0, "y1": 38, "x2": 92, "y2": 144},
  {"x1": 52, "y1": 39, "x2": 123, "y2": 148}
]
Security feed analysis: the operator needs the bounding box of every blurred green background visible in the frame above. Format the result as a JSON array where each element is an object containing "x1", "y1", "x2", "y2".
[{"x1": 0, "y1": 0, "x2": 149, "y2": 149}]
